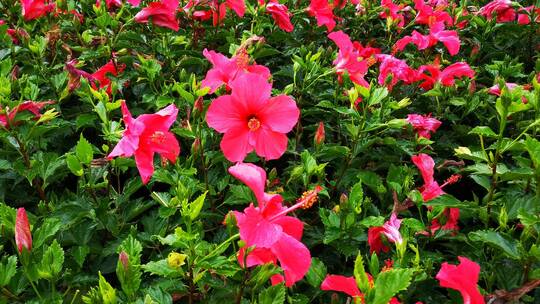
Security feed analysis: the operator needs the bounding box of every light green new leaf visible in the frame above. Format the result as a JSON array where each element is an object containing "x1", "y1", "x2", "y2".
[{"x1": 372, "y1": 268, "x2": 413, "y2": 304}]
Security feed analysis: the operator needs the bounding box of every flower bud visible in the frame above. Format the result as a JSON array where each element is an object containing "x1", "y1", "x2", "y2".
[
  {"x1": 119, "y1": 251, "x2": 129, "y2": 271},
  {"x1": 15, "y1": 208, "x2": 32, "y2": 253},
  {"x1": 314, "y1": 122, "x2": 325, "y2": 146}
]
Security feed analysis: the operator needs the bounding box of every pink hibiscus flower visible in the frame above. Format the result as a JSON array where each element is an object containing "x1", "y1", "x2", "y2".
[
  {"x1": 478, "y1": 0, "x2": 515, "y2": 23},
  {"x1": 206, "y1": 73, "x2": 299, "y2": 162},
  {"x1": 307, "y1": 0, "x2": 336, "y2": 32},
  {"x1": 394, "y1": 22, "x2": 460, "y2": 56},
  {"x1": 229, "y1": 163, "x2": 314, "y2": 286},
  {"x1": 266, "y1": 1, "x2": 294, "y2": 33},
  {"x1": 368, "y1": 213, "x2": 403, "y2": 254},
  {"x1": 406, "y1": 114, "x2": 442, "y2": 139},
  {"x1": 134, "y1": 0, "x2": 180, "y2": 31},
  {"x1": 328, "y1": 31, "x2": 371, "y2": 87},
  {"x1": 20, "y1": 0, "x2": 55, "y2": 21},
  {"x1": 416, "y1": 61, "x2": 475, "y2": 90},
  {"x1": 375, "y1": 54, "x2": 418, "y2": 90},
  {"x1": 200, "y1": 49, "x2": 271, "y2": 93},
  {"x1": 0, "y1": 100, "x2": 55, "y2": 129},
  {"x1": 429, "y1": 207, "x2": 460, "y2": 234},
  {"x1": 321, "y1": 274, "x2": 402, "y2": 303},
  {"x1": 380, "y1": 0, "x2": 409, "y2": 28},
  {"x1": 488, "y1": 82, "x2": 528, "y2": 104},
  {"x1": 414, "y1": 0, "x2": 453, "y2": 27},
  {"x1": 436, "y1": 257, "x2": 485, "y2": 304},
  {"x1": 15, "y1": 208, "x2": 32, "y2": 254},
  {"x1": 108, "y1": 101, "x2": 180, "y2": 184}
]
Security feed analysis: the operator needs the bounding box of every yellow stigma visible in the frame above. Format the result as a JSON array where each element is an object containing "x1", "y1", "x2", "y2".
[{"x1": 247, "y1": 117, "x2": 261, "y2": 131}]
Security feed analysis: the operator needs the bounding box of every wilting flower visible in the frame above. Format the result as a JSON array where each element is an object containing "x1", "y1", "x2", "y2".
[
  {"x1": 376, "y1": 54, "x2": 418, "y2": 90},
  {"x1": 436, "y1": 257, "x2": 485, "y2": 304},
  {"x1": 394, "y1": 22, "x2": 460, "y2": 56},
  {"x1": 108, "y1": 101, "x2": 180, "y2": 184},
  {"x1": 206, "y1": 73, "x2": 299, "y2": 162},
  {"x1": 406, "y1": 114, "x2": 442, "y2": 139},
  {"x1": 328, "y1": 31, "x2": 371, "y2": 87},
  {"x1": 135, "y1": 0, "x2": 180, "y2": 31},
  {"x1": 368, "y1": 213, "x2": 402, "y2": 254},
  {"x1": 0, "y1": 100, "x2": 55, "y2": 129},
  {"x1": 477, "y1": 0, "x2": 515, "y2": 23},
  {"x1": 315, "y1": 122, "x2": 325, "y2": 145},
  {"x1": 266, "y1": 1, "x2": 294, "y2": 32},
  {"x1": 307, "y1": 0, "x2": 336, "y2": 32},
  {"x1": 230, "y1": 163, "x2": 315, "y2": 286},
  {"x1": 15, "y1": 208, "x2": 32, "y2": 253},
  {"x1": 200, "y1": 49, "x2": 271, "y2": 93},
  {"x1": 416, "y1": 61, "x2": 475, "y2": 90},
  {"x1": 20, "y1": 0, "x2": 55, "y2": 21}
]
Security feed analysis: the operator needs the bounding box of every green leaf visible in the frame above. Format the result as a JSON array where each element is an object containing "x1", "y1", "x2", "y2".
[
  {"x1": 354, "y1": 253, "x2": 370, "y2": 294},
  {"x1": 469, "y1": 230, "x2": 521, "y2": 260},
  {"x1": 33, "y1": 217, "x2": 62, "y2": 249},
  {"x1": 305, "y1": 258, "x2": 327, "y2": 288},
  {"x1": 349, "y1": 181, "x2": 363, "y2": 214},
  {"x1": 76, "y1": 134, "x2": 94, "y2": 164},
  {"x1": 424, "y1": 195, "x2": 470, "y2": 208},
  {"x1": 525, "y1": 136, "x2": 540, "y2": 168},
  {"x1": 38, "y1": 240, "x2": 64, "y2": 280},
  {"x1": 258, "y1": 283, "x2": 286, "y2": 304},
  {"x1": 469, "y1": 126, "x2": 497, "y2": 138},
  {"x1": 0, "y1": 256, "x2": 17, "y2": 286},
  {"x1": 189, "y1": 191, "x2": 207, "y2": 221},
  {"x1": 142, "y1": 259, "x2": 181, "y2": 277},
  {"x1": 99, "y1": 272, "x2": 117, "y2": 304},
  {"x1": 117, "y1": 236, "x2": 143, "y2": 297},
  {"x1": 372, "y1": 268, "x2": 413, "y2": 304},
  {"x1": 72, "y1": 246, "x2": 90, "y2": 268}
]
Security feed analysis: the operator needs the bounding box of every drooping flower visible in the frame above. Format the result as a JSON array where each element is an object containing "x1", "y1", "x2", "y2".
[
  {"x1": 406, "y1": 114, "x2": 442, "y2": 139},
  {"x1": 0, "y1": 100, "x2": 55, "y2": 129},
  {"x1": 20, "y1": 0, "x2": 55, "y2": 21},
  {"x1": 368, "y1": 213, "x2": 403, "y2": 254},
  {"x1": 91, "y1": 60, "x2": 126, "y2": 95},
  {"x1": 328, "y1": 31, "x2": 371, "y2": 87},
  {"x1": 436, "y1": 257, "x2": 485, "y2": 304},
  {"x1": 375, "y1": 54, "x2": 418, "y2": 90},
  {"x1": 416, "y1": 61, "x2": 475, "y2": 90},
  {"x1": 134, "y1": 0, "x2": 180, "y2": 31},
  {"x1": 206, "y1": 73, "x2": 299, "y2": 162},
  {"x1": 477, "y1": 0, "x2": 515, "y2": 23},
  {"x1": 229, "y1": 163, "x2": 315, "y2": 287},
  {"x1": 200, "y1": 49, "x2": 271, "y2": 93},
  {"x1": 307, "y1": 0, "x2": 336, "y2": 32},
  {"x1": 266, "y1": 1, "x2": 294, "y2": 33},
  {"x1": 15, "y1": 208, "x2": 32, "y2": 253},
  {"x1": 108, "y1": 101, "x2": 180, "y2": 184}
]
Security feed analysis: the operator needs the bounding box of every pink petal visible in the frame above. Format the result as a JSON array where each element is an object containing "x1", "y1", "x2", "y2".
[
  {"x1": 228, "y1": 162, "x2": 268, "y2": 206},
  {"x1": 220, "y1": 126, "x2": 253, "y2": 162},
  {"x1": 411, "y1": 154, "x2": 436, "y2": 185},
  {"x1": 229, "y1": 73, "x2": 272, "y2": 114},
  {"x1": 273, "y1": 215, "x2": 304, "y2": 240},
  {"x1": 436, "y1": 257, "x2": 485, "y2": 304},
  {"x1": 134, "y1": 148, "x2": 155, "y2": 184},
  {"x1": 15, "y1": 208, "x2": 32, "y2": 253},
  {"x1": 206, "y1": 95, "x2": 245, "y2": 133},
  {"x1": 321, "y1": 275, "x2": 361, "y2": 297},
  {"x1": 271, "y1": 233, "x2": 311, "y2": 287},
  {"x1": 259, "y1": 95, "x2": 299, "y2": 133},
  {"x1": 233, "y1": 205, "x2": 282, "y2": 248},
  {"x1": 226, "y1": 0, "x2": 245, "y2": 16},
  {"x1": 252, "y1": 127, "x2": 288, "y2": 160}
]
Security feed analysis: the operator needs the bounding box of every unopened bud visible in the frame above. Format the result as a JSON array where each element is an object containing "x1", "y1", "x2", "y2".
[
  {"x1": 193, "y1": 97, "x2": 204, "y2": 115},
  {"x1": 315, "y1": 122, "x2": 325, "y2": 146},
  {"x1": 119, "y1": 251, "x2": 129, "y2": 271},
  {"x1": 191, "y1": 137, "x2": 201, "y2": 155}
]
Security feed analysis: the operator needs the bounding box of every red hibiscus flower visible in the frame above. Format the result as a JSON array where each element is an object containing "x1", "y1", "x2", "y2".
[
  {"x1": 380, "y1": 0, "x2": 409, "y2": 28},
  {"x1": 20, "y1": 0, "x2": 55, "y2": 21},
  {"x1": 321, "y1": 273, "x2": 402, "y2": 303},
  {"x1": 328, "y1": 31, "x2": 371, "y2": 87},
  {"x1": 307, "y1": 0, "x2": 336, "y2": 32},
  {"x1": 91, "y1": 60, "x2": 126, "y2": 95},
  {"x1": 368, "y1": 213, "x2": 403, "y2": 254},
  {"x1": 266, "y1": 1, "x2": 294, "y2": 33},
  {"x1": 108, "y1": 101, "x2": 180, "y2": 184},
  {"x1": 15, "y1": 208, "x2": 32, "y2": 253},
  {"x1": 375, "y1": 54, "x2": 418, "y2": 90},
  {"x1": 436, "y1": 257, "x2": 485, "y2": 304},
  {"x1": 206, "y1": 73, "x2": 299, "y2": 162},
  {"x1": 478, "y1": 0, "x2": 515, "y2": 23},
  {"x1": 135, "y1": 0, "x2": 180, "y2": 31},
  {"x1": 394, "y1": 22, "x2": 460, "y2": 56},
  {"x1": 230, "y1": 163, "x2": 314, "y2": 287},
  {"x1": 416, "y1": 61, "x2": 475, "y2": 90},
  {"x1": 200, "y1": 48, "x2": 271, "y2": 93},
  {"x1": 406, "y1": 114, "x2": 442, "y2": 139},
  {"x1": 414, "y1": 0, "x2": 453, "y2": 27},
  {"x1": 0, "y1": 100, "x2": 55, "y2": 129}
]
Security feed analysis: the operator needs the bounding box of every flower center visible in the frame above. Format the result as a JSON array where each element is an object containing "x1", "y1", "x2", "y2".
[
  {"x1": 150, "y1": 131, "x2": 166, "y2": 144},
  {"x1": 247, "y1": 117, "x2": 261, "y2": 131}
]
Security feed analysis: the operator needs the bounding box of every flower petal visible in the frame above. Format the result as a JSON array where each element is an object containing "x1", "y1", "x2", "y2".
[
  {"x1": 134, "y1": 148, "x2": 155, "y2": 184},
  {"x1": 220, "y1": 126, "x2": 253, "y2": 162},
  {"x1": 228, "y1": 162, "x2": 267, "y2": 206},
  {"x1": 259, "y1": 95, "x2": 300, "y2": 133},
  {"x1": 206, "y1": 95, "x2": 246, "y2": 133},
  {"x1": 233, "y1": 205, "x2": 282, "y2": 248},
  {"x1": 321, "y1": 275, "x2": 361, "y2": 297},
  {"x1": 271, "y1": 233, "x2": 311, "y2": 287},
  {"x1": 252, "y1": 127, "x2": 288, "y2": 160}
]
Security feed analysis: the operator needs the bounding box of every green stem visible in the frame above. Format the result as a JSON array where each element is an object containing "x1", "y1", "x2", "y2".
[{"x1": 198, "y1": 233, "x2": 240, "y2": 264}]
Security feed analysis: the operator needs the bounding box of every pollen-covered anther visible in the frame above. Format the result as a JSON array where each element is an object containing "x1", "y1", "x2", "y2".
[
  {"x1": 247, "y1": 117, "x2": 261, "y2": 131},
  {"x1": 298, "y1": 186, "x2": 323, "y2": 209},
  {"x1": 445, "y1": 174, "x2": 461, "y2": 185},
  {"x1": 150, "y1": 131, "x2": 167, "y2": 144}
]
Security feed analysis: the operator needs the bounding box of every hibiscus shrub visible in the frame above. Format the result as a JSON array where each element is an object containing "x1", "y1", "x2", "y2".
[{"x1": 1, "y1": 0, "x2": 540, "y2": 303}]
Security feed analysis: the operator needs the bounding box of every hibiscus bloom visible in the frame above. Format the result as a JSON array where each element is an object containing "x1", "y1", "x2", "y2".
[
  {"x1": 416, "y1": 61, "x2": 475, "y2": 90},
  {"x1": 108, "y1": 101, "x2": 180, "y2": 184},
  {"x1": 328, "y1": 31, "x2": 371, "y2": 87},
  {"x1": 200, "y1": 49, "x2": 271, "y2": 93},
  {"x1": 307, "y1": 0, "x2": 336, "y2": 32},
  {"x1": 0, "y1": 100, "x2": 55, "y2": 129},
  {"x1": 414, "y1": 0, "x2": 453, "y2": 27},
  {"x1": 206, "y1": 73, "x2": 299, "y2": 162},
  {"x1": 91, "y1": 60, "x2": 126, "y2": 95},
  {"x1": 20, "y1": 0, "x2": 55, "y2": 21},
  {"x1": 266, "y1": 1, "x2": 294, "y2": 32},
  {"x1": 375, "y1": 54, "x2": 418, "y2": 90},
  {"x1": 436, "y1": 257, "x2": 485, "y2": 304},
  {"x1": 321, "y1": 273, "x2": 402, "y2": 303},
  {"x1": 487, "y1": 83, "x2": 528, "y2": 104},
  {"x1": 380, "y1": 0, "x2": 409, "y2": 28},
  {"x1": 368, "y1": 213, "x2": 403, "y2": 254},
  {"x1": 15, "y1": 208, "x2": 32, "y2": 254},
  {"x1": 406, "y1": 114, "x2": 442, "y2": 139},
  {"x1": 230, "y1": 163, "x2": 315, "y2": 286},
  {"x1": 134, "y1": 0, "x2": 180, "y2": 31},
  {"x1": 394, "y1": 22, "x2": 460, "y2": 56},
  {"x1": 477, "y1": 0, "x2": 515, "y2": 23}
]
